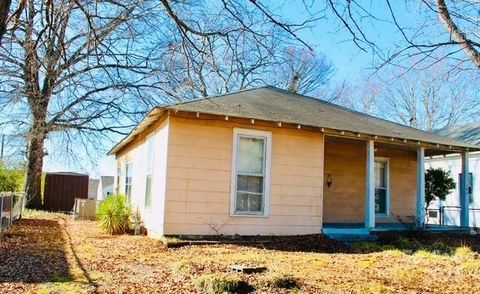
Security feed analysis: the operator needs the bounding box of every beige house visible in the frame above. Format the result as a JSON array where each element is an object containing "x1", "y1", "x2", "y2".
[{"x1": 109, "y1": 87, "x2": 478, "y2": 238}]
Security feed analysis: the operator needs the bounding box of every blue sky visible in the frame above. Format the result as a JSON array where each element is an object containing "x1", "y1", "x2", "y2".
[{"x1": 39, "y1": 1, "x2": 447, "y2": 177}]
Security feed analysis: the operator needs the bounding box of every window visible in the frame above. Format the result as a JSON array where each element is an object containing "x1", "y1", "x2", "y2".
[
  {"x1": 459, "y1": 172, "x2": 474, "y2": 204},
  {"x1": 374, "y1": 158, "x2": 389, "y2": 215},
  {"x1": 144, "y1": 137, "x2": 155, "y2": 207},
  {"x1": 125, "y1": 162, "x2": 133, "y2": 202},
  {"x1": 231, "y1": 129, "x2": 271, "y2": 216},
  {"x1": 115, "y1": 165, "x2": 121, "y2": 194}
]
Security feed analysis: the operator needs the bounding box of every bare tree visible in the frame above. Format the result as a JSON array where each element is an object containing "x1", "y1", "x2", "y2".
[
  {"x1": 339, "y1": 64, "x2": 479, "y2": 131},
  {"x1": 0, "y1": 0, "x2": 12, "y2": 43},
  {"x1": 325, "y1": 1, "x2": 480, "y2": 71},
  {"x1": 379, "y1": 66, "x2": 479, "y2": 131},
  {"x1": 267, "y1": 47, "x2": 334, "y2": 95},
  {"x1": 0, "y1": 0, "x2": 317, "y2": 208},
  {"x1": 152, "y1": 2, "x2": 328, "y2": 100}
]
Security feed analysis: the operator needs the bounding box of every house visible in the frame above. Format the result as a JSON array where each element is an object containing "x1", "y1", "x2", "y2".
[
  {"x1": 108, "y1": 87, "x2": 478, "y2": 238},
  {"x1": 88, "y1": 179, "x2": 100, "y2": 200},
  {"x1": 88, "y1": 176, "x2": 114, "y2": 201},
  {"x1": 426, "y1": 123, "x2": 480, "y2": 228}
]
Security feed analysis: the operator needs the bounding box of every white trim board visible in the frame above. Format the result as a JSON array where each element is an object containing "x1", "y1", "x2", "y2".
[
  {"x1": 374, "y1": 156, "x2": 391, "y2": 218},
  {"x1": 230, "y1": 128, "x2": 272, "y2": 217}
]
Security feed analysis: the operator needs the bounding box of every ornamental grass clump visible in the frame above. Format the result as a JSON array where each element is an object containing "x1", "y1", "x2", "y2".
[{"x1": 97, "y1": 195, "x2": 132, "y2": 234}]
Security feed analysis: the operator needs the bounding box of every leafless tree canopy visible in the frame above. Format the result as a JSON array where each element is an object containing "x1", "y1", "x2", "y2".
[
  {"x1": 339, "y1": 64, "x2": 479, "y2": 131},
  {"x1": 0, "y1": 0, "x2": 322, "y2": 206},
  {"x1": 326, "y1": 0, "x2": 480, "y2": 71}
]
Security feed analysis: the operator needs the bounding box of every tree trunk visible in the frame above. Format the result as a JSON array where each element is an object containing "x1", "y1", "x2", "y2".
[
  {"x1": 0, "y1": 0, "x2": 12, "y2": 44},
  {"x1": 25, "y1": 131, "x2": 46, "y2": 209},
  {"x1": 436, "y1": 0, "x2": 480, "y2": 69}
]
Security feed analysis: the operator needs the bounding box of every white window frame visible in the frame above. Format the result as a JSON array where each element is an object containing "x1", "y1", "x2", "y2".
[
  {"x1": 115, "y1": 162, "x2": 121, "y2": 195},
  {"x1": 125, "y1": 161, "x2": 133, "y2": 202},
  {"x1": 144, "y1": 135, "x2": 155, "y2": 208},
  {"x1": 230, "y1": 128, "x2": 272, "y2": 217},
  {"x1": 374, "y1": 157, "x2": 390, "y2": 217}
]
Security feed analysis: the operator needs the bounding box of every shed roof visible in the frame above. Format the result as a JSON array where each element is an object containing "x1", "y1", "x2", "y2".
[{"x1": 109, "y1": 86, "x2": 479, "y2": 155}]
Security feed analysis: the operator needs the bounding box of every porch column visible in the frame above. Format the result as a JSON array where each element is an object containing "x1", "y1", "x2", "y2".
[
  {"x1": 460, "y1": 151, "x2": 470, "y2": 227},
  {"x1": 416, "y1": 147, "x2": 426, "y2": 227},
  {"x1": 365, "y1": 140, "x2": 375, "y2": 229}
]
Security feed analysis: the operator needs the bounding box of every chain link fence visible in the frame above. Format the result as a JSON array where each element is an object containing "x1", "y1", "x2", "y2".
[{"x1": 0, "y1": 192, "x2": 25, "y2": 232}]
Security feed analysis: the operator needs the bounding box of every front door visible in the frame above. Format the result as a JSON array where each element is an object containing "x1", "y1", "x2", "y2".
[{"x1": 375, "y1": 158, "x2": 389, "y2": 215}]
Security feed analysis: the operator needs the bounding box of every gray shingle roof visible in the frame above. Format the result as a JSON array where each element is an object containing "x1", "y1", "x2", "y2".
[
  {"x1": 167, "y1": 87, "x2": 478, "y2": 148},
  {"x1": 436, "y1": 123, "x2": 480, "y2": 146},
  {"x1": 109, "y1": 86, "x2": 479, "y2": 155}
]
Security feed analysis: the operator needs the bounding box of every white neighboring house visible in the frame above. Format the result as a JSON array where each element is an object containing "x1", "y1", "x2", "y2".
[
  {"x1": 88, "y1": 176, "x2": 114, "y2": 201},
  {"x1": 88, "y1": 179, "x2": 100, "y2": 200},
  {"x1": 426, "y1": 123, "x2": 480, "y2": 228},
  {"x1": 97, "y1": 176, "x2": 114, "y2": 200}
]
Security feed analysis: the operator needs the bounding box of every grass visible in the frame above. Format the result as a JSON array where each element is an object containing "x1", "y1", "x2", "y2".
[{"x1": 1, "y1": 211, "x2": 480, "y2": 293}]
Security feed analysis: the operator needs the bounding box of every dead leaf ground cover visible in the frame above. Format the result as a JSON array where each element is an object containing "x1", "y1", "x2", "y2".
[{"x1": 1, "y1": 211, "x2": 480, "y2": 293}]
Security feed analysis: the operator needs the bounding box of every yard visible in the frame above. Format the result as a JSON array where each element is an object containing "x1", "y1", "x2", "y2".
[{"x1": 1, "y1": 212, "x2": 480, "y2": 293}]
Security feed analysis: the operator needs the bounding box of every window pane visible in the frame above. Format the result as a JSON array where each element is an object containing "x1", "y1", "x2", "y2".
[
  {"x1": 375, "y1": 188, "x2": 386, "y2": 214},
  {"x1": 145, "y1": 175, "x2": 152, "y2": 207},
  {"x1": 375, "y1": 161, "x2": 385, "y2": 188},
  {"x1": 236, "y1": 192, "x2": 262, "y2": 213},
  {"x1": 238, "y1": 137, "x2": 265, "y2": 174},
  {"x1": 146, "y1": 139, "x2": 154, "y2": 174},
  {"x1": 237, "y1": 175, "x2": 263, "y2": 193},
  {"x1": 125, "y1": 163, "x2": 133, "y2": 201}
]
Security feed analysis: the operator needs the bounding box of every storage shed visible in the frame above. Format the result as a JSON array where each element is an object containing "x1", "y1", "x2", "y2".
[{"x1": 43, "y1": 172, "x2": 89, "y2": 212}]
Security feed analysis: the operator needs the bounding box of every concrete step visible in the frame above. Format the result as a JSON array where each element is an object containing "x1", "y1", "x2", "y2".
[{"x1": 326, "y1": 233, "x2": 378, "y2": 242}]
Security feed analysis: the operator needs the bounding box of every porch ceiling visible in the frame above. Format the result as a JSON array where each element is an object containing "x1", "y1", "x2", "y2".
[{"x1": 325, "y1": 135, "x2": 461, "y2": 157}]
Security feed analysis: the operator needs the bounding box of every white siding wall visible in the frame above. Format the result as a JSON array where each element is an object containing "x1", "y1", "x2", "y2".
[
  {"x1": 115, "y1": 118, "x2": 169, "y2": 237},
  {"x1": 426, "y1": 152, "x2": 480, "y2": 228}
]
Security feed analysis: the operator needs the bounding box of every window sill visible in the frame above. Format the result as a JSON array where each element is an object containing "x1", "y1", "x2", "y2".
[
  {"x1": 375, "y1": 213, "x2": 391, "y2": 218},
  {"x1": 229, "y1": 213, "x2": 269, "y2": 218}
]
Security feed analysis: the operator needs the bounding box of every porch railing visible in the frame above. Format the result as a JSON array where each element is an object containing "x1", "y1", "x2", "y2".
[
  {"x1": 426, "y1": 205, "x2": 480, "y2": 227},
  {"x1": 0, "y1": 192, "x2": 25, "y2": 232}
]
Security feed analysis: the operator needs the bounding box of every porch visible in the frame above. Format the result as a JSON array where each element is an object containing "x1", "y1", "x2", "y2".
[{"x1": 321, "y1": 135, "x2": 472, "y2": 237}]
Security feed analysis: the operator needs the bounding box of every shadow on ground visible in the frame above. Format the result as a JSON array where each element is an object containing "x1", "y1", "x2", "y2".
[
  {"x1": 353, "y1": 231, "x2": 480, "y2": 255},
  {"x1": 166, "y1": 232, "x2": 480, "y2": 255},
  {"x1": 0, "y1": 218, "x2": 71, "y2": 283}
]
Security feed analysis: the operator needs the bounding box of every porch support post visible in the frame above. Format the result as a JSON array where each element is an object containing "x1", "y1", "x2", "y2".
[
  {"x1": 365, "y1": 140, "x2": 375, "y2": 229},
  {"x1": 460, "y1": 151, "x2": 470, "y2": 227},
  {"x1": 416, "y1": 147, "x2": 426, "y2": 228}
]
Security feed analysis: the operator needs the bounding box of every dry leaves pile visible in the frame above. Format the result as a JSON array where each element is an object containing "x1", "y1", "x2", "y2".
[{"x1": 1, "y1": 212, "x2": 480, "y2": 293}]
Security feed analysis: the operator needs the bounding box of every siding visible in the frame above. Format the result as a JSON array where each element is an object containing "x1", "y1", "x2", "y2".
[
  {"x1": 116, "y1": 118, "x2": 169, "y2": 237},
  {"x1": 164, "y1": 116, "x2": 324, "y2": 236},
  {"x1": 323, "y1": 139, "x2": 417, "y2": 223},
  {"x1": 426, "y1": 153, "x2": 480, "y2": 227}
]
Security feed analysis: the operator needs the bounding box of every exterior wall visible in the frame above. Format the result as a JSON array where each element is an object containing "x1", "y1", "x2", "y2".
[
  {"x1": 163, "y1": 116, "x2": 324, "y2": 236},
  {"x1": 115, "y1": 117, "x2": 169, "y2": 237},
  {"x1": 375, "y1": 146, "x2": 417, "y2": 223},
  {"x1": 323, "y1": 139, "x2": 417, "y2": 224},
  {"x1": 323, "y1": 140, "x2": 366, "y2": 223},
  {"x1": 426, "y1": 152, "x2": 480, "y2": 227}
]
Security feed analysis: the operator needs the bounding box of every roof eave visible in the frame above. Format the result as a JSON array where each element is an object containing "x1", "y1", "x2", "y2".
[{"x1": 107, "y1": 107, "x2": 165, "y2": 156}]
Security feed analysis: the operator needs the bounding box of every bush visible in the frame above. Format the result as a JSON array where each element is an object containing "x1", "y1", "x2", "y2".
[
  {"x1": 0, "y1": 162, "x2": 25, "y2": 192},
  {"x1": 97, "y1": 195, "x2": 132, "y2": 234},
  {"x1": 195, "y1": 273, "x2": 252, "y2": 294},
  {"x1": 171, "y1": 260, "x2": 195, "y2": 280},
  {"x1": 425, "y1": 168, "x2": 455, "y2": 207}
]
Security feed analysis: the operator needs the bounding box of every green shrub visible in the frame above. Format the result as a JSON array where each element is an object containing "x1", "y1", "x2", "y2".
[
  {"x1": 0, "y1": 162, "x2": 25, "y2": 192},
  {"x1": 352, "y1": 242, "x2": 381, "y2": 253},
  {"x1": 454, "y1": 246, "x2": 476, "y2": 261},
  {"x1": 195, "y1": 273, "x2": 251, "y2": 294},
  {"x1": 171, "y1": 260, "x2": 195, "y2": 280},
  {"x1": 97, "y1": 195, "x2": 132, "y2": 234}
]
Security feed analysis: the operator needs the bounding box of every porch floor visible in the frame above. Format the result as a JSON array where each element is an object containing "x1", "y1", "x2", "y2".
[{"x1": 323, "y1": 223, "x2": 472, "y2": 243}]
